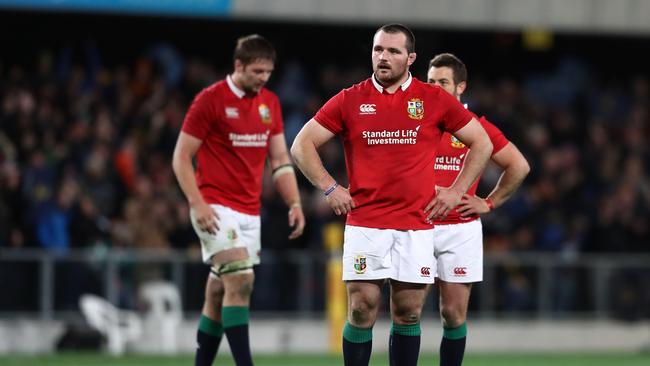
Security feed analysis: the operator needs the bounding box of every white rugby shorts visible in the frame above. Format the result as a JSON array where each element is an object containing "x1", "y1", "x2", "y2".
[
  {"x1": 433, "y1": 219, "x2": 483, "y2": 283},
  {"x1": 342, "y1": 225, "x2": 436, "y2": 284},
  {"x1": 190, "y1": 204, "x2": 261, "y2": 265}
]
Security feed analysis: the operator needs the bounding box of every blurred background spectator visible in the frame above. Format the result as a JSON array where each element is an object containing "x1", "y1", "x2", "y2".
[{"x1": 1, "y1": 10, "x2": 649, "y2": 318}]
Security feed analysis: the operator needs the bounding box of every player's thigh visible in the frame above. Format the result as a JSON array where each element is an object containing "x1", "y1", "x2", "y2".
[
  {"x1": 220, "y1": 271, "x2": 255, "y2": 294},
  {"x1": 438, "y1": 280, "x2": 472, "y2": 326},
  {"x1": 346, "y1": 280, "x2": 384, "y2": 306},
  {"x1": 346, "y1": 279, "x2": 384, "y2": 325},
  {"x1": 438, "y1": 280, "x2": 472, "y2": 311},
  {"x1": 434, "y1": 220, "x2": 483, "y2": 283},
  {"x1": 389, "y1": 279, "x2": 429, "y2": 321}
]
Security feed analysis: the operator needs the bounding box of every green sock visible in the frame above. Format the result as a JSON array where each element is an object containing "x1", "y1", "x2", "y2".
[
  {"x1": 342, "y1": 322, "x2": 373, "y2": 343},
  {"x1": 342, "y1": 322, "x2": 373, "y2": 366},
  {"x1": 222, "y1": 306, "x2": 249, "y2": 328},
  {"x1": 441, "y1": 323, "x2": 468, "y2": 366},
  {"x1": 198, "y1": 314, "x2": 223, "y2": 337},
  {"x1": 443, "y1": 323, "x2": 467, "y2": 340},
  {"x1": 391, "y1": 322, "x2": 421, "y2": 336}
]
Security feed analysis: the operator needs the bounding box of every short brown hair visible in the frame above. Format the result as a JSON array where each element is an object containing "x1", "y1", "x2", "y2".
[
  {"x1": 375, "y1": 23, "x2": 415, "y2": 54},
  {"x1": 233, "y1": 34, "x2": 276, "y2": 65},
  {"x1": 428, "y1": 53, "x2": 467, "y2": 85}
]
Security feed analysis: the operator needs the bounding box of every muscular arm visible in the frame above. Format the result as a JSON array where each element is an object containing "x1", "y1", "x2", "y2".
[
  {"x1": 487, "y1": 142, "x2": 530, "y2": 206},
  {"x1": 449, "y1": 118, "x2": 494, "y2": 194},
  {"x1": 290, "y1": 119, "x2": 354, "y2": 216},
  {"x1": 172, "y1": 131, "x2": 218, "y2": 233},
  {"x1": 268, "y1": 133, "x2": 305, "y2": 239},
  {"x1": 457, "y1": 142, "x2": 530, "y2": 216},
  {"x1": 426, "y1": 117, "x2": 493, "y2": 220},
  {"x1": 290, "y1": 119, "x2": 337, "y2": 190}
]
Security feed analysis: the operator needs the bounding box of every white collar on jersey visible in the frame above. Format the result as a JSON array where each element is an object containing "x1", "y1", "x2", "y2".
[
  {"x1": 226, "y1": 74, "x2": 246, "y2": 99},
  {"x1": 371, "y1": 72, "x2": 413, "y2": 93}
]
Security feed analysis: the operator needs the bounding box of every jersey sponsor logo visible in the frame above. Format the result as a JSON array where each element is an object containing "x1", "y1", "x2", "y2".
[
  {"x1": 361, "y1": 125, "x2": 419, "y2": 145},
  {"x1": 225, "y1": 107, "x2": 239, "y2": 118},
  {"x1": 258, "y1": 104, "x2": 272, "y2": 124},
  {"x1": 420, "y1": 267, "x2": 431, "y2": 277},
  {"x1": 229, "y1": 130, "x2": 271, "y2": 147},
  {"x1": 359, "y1": 103, "x2": 376, "y2": 115},
  {"x1": 435, "y1": 155, "x2": 463, "y2": 171},
  {"x1": 407, "y1": 98, "x2": 424, "y2": 120},
  {"x1": 354, "y1": 254, "x2": 367, "y2": 274},
  {"x1": 453, "y1": 267, "x2": 467, "y2": 276},
  {"x1": 450, "y1": 135, "x2": 466, "y2": 148}
]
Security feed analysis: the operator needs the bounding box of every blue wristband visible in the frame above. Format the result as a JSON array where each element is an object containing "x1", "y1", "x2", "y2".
[{"x1": 324, "y1": 182, "x2": 339, "y2": 197}]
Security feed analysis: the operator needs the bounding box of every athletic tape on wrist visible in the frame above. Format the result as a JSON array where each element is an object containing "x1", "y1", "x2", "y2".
[{"x1": 272, "y1": 164, "x2": 294, "y2": 180}]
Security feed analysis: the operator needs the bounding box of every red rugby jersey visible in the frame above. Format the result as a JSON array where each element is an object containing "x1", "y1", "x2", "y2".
[
  {"x1": 314, "y1": 75, "x2": 473, "y2": 230},
  {"x1": 433, "y1": 115, "x2": 509, "y2": 224},
  {"x1": 181, "y1": 76, "x2": 284, "y2": 215}
]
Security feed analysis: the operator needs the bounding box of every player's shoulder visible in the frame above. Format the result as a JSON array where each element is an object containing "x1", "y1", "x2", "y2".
[
  {"x1": 411, "y1": 78, "x2": 448, "y2": 100},
  {"x1": 196, "y1": 79, "x2": 227, "y2": 98},
  {"x1": 187, "y1": 80, "x2": 226, "y2": 109},
  {"x1": 340, "y1": 78, "x2": 375, "y2": 95},
  {"x1": 411, "y1": 77, "x2": 440, "y2": 92}
]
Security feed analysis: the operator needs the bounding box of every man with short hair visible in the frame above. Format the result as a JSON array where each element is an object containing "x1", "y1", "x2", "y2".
[
  {"x1": 427, "y1": 53, "x2": 530, "y2": 366},
  {"x1": 291, "y1": 24, "x2": 493, "y2": 366},
  {"x1": 172, "y1": 34, "x2": 305, "y2": 366}
]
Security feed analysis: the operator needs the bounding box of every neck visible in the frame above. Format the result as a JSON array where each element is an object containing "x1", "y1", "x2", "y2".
[
  {"x1": 378, "y1": 71, "x2": 409, "y2": 94},
  {"x1": 231, "y1": 72, "x2": 244, "y2": 90}
]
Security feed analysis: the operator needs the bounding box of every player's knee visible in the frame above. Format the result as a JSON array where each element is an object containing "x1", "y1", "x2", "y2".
[
  {"x1": 237, "y1": 279, "x2": 254, "y2": 299},
  {"x1": 350, "y1": 307, "x2": 371, "y2": 325},
  {"x1": 349, "y1": 298, "x2": 378, "y2": 325},
  {"x1": 440, "y1": 304, "x2": 466, "y2": 327},
  {"x1": 392, "y1": 305, "x2": 422, "y2": 325},
  {"x1": 207, "y1": 281, "x2": 224, "y2": 303}
]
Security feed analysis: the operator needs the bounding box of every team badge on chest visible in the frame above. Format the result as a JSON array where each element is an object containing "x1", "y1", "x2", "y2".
[
  {"x1": 407, "y1": 98, "x2": 424, "y2": 120},
  {"x1": 451, "y1": 135, "x2": 466, "y2": 148},
  {"x1": 258, "y1": 103, "x2": 272, "y2": 124}
]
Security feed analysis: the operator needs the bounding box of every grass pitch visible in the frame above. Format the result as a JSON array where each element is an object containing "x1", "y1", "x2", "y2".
[{"x1": 1, "y1": 352, "x2": 649, "y2": 365}]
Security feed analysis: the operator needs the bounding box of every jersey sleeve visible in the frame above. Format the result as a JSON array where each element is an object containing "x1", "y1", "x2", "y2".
[
  {"x1": 181, "y1": 88, "x2": 217, "y2": 140},
  {"x1": 270, "y1": 94, "x2": 285, "y2": 136},
  {"x1": 437, "y1": 89, "x2": 474, "y2": 133},
  {"x1": 479, "y1": 117, "x2": 510, "y2": 155},
  {"x1": 314, "y1": 91, "x2": 345, "y2": 135}
]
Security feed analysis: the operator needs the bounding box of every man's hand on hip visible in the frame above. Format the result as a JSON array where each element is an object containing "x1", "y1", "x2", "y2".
[
  {"x1": 326, "y1": 186, "x2": 355, "y2": 216},
  {"x1": 193, "y1": 201, "x2": 220, "y2": 234},
  {"x1": 424, "y1": 187, "x2": 463, "y2": 221}
]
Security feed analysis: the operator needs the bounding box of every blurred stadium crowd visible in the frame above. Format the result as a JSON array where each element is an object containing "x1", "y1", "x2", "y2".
[{"x1": 1, "y1": 15, "x2": 649, "y2": 315}]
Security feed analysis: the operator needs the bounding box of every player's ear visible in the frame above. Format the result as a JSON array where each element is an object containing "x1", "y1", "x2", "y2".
[
  {"x1": 407, "y1": 52, "x2": 417, "y2": 66},
  {"x1": 456, "y1": 81, "x2": 467, "y2": 96},
  {"x1": 234, "y1": 59, "x2": 244, "y2": 73}
]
